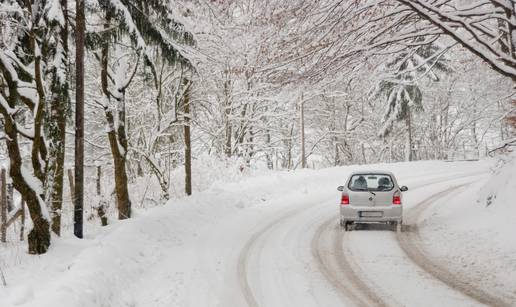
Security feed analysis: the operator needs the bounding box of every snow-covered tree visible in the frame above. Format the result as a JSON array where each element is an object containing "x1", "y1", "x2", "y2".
[
  {"x1": 0, "y1": 0, "x2": 71, "y2": 253},
  {"x1": 371, "y1": 42, "x2": 452, "y2": 161},
  {"x1": 88, "y1": 0, "x2": 194, "y2": 219}
]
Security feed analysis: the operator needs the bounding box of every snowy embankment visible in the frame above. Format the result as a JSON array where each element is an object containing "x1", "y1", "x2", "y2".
[
  {"x1": 419, "y1": 154, "x2": 516, "y2": 304},
  {"x1": 0, "y1": 159, "x2": 514, "y2": 307}
]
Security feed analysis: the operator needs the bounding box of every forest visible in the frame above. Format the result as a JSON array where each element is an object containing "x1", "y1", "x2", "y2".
[{"x1": 0, "y1": 0, "x2": 515, "y2": 257}]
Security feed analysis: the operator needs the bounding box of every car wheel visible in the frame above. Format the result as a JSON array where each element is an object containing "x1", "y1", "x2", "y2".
[{"x1": 345, "y1": 222, "x2": 353, "y2": 232}]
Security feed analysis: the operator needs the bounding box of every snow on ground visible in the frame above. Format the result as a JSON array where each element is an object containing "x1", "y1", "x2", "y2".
[
  {"x1": 419, "y1": 153, "x2": 516, "y2": 304},
  {"x1": 0, "y1": 159, "x2": 514, "y2": 307},
  {"x1": 338, "y1": 173, "x2": 490, "y2": 307}
]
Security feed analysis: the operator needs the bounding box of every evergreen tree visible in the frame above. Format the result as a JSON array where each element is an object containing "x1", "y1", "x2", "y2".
[
  {"x1": 91, "y1": 0, "x2": 194, "y2": 219},
  {"x1": 371, "y1": 42, "x2": 451, "y2": 161}
]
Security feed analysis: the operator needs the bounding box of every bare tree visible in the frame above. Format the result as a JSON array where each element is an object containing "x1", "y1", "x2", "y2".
[{"x1": 395, "y1": 0, "x2": 516, "y2": 82}]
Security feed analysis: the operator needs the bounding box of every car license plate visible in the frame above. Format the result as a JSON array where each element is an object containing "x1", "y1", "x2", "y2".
[{"x1": 360, "y1": 211, "x2": 382, "y2": 217}]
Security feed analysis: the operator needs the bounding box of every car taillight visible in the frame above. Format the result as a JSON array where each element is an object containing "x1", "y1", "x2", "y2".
[
  {"x1": 341, "y1": 194, "x2": 349, "y2": 205},
  {"x1": 393, "y1": 191, "x2": 401, "y2": 205}
]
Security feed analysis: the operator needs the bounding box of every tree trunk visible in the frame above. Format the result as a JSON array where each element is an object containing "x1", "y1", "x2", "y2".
[
  {"x1": 111, "y1": 137, "x2": 131, "y2": 219},
  {"x1": 116, "y1": 92, "x2": 131, "y2": 219},
  {"x1": 20, "y1": 200, "x2": 25, "y2": 241},
  {"x1": 300, "y1": 94, "x2": 306, "y2": 168},
  {"x1": 96, "y1": 166, "x2": 108, "y2": 226},
  {"x1": 100, "y1": 13, "x2": 132, "y2": 220},
  {"x1": 47, "y1": 0, "x2": 69, "y2": 237},
  {"x1": 266, "y1": 131, "x2": 273, "y2": 170},
  {"x1": 105, "y1": 108, "x2": 132, "y2": 219},
  {"x1": 74, "y1": 0, "x2": 85, "y2": 238},
  {"x1": 1, "y1": 169, "x2": 6, "y2": 243},
  {"x1": 183, "y1": 79, "x2": 192, "y2": 196},
  {"x1": 405, "y1": 109, "x2": 413, "y2": 161},
  {"x1": 223, "y1": 79, "x2": 232, "y2": 157},
  {"x1": 286, "y1": 123, "x2": 294, "y2": 169},
  {"x1": 48, "y1": 90, "x2": 67, "y2": 236},
  {"x1": 246, "y1": 125, "x2": 254, "y2": 166},
  {"x1": 0, "y1": 53, "x2": 50, "y2": 254},
  {"x1": 331, "y1": 97, "x2": 339, "y2": 166},
  {"x1": 4, "y1": 119, "x2": 50, "y2": 253},
  {"x1": 7, "y1": 183, "x2": 13, "y2": 213},
  {"x1": 237, "y1": 104, "x2": 248, "y2": 153}
]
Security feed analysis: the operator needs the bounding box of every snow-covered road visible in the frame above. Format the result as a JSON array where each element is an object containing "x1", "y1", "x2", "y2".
[
  {"x1": 2, "y1": 161, "x2": 515, "y2": 307},
  {"x1": 237, "y1": 173, "x2": 492, "y2": 307}
]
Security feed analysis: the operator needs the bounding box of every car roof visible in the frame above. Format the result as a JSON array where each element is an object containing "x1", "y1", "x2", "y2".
[{"x1": 349, "y1": 170, "x2": 395, "y2": 176}]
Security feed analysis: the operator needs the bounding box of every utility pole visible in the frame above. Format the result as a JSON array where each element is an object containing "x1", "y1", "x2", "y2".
[
  {"x1": 74, "y1": 0, "x2": 85, "y2": 238},
  {"x1": 300, "y1": 93, "x2": 306, "y2": 168}
]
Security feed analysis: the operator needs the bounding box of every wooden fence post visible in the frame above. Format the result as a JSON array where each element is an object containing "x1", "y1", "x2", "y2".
[{"x1": 1, "y1": 169, "x2": 6, "y2": 243}]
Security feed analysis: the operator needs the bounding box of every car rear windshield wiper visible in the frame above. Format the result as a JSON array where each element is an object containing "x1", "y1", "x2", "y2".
[
  {"x1": 353, "y1": 188, "x2": 367, "y2": 191},
  {"x1": 352, "y1": 187, "x2": 376, "y2": 195}
]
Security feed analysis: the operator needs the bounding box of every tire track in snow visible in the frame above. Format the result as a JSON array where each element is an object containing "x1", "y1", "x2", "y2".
[
  {"x1": 311, "y1": 218, "x2": 387, "y2": 307},
  {"x1": 397, "y1": 183, "x2": 512, "y2": 307},
  {"x1": 237, "y1": 171, "x2": 486, "y2": 307},
  {"x1": 311, "y1": 173, "x2": 486, "y2": 307},
  {"x1": 237, "y1": 207, "x2": 309, "y2": 307}
]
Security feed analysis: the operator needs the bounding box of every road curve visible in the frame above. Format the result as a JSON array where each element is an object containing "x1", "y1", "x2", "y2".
[
  {"x1": 396, "y1": 184, "x2": 512, "y2": 307},
  {"x1": 236, "y1": 172, "x2": 439, "y2": 306},
  {"x1": 237, "y1": 172, "x2": 493, "y2": 307},
  {"x1": 311, "y1": 175, "x2": 489, "y2": 307},
  {"x1": 236, "y1": 209, "x2": 295, "y2": 307},
  {"x1": 236, "y1": 203, "x2": 323, "y2": 307},
  {"x1": 311, "y1": 217, "x2": 388, "y2": 307}
]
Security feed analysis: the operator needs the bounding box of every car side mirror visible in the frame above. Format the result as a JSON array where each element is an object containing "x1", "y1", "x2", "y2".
[
  {"x1": 337, "y1": 186, "x2": 344, "y2": 192},
  {"x1": 400, "y1": 186, "x2": 408, "y2": 192}
]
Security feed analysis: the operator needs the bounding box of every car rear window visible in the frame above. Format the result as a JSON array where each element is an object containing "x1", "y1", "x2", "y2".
[{"x1": 348, "y1": 174, "x2": 394, "y2": 191}]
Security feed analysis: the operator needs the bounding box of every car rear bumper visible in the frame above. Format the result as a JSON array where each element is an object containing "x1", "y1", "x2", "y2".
[{"x1": 340, "y1": 205, "x2": 402, "y2": 223}]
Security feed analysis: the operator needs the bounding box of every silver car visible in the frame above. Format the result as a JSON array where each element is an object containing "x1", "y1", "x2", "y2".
[{"x1": 337, "y1": 171, "x2": 408, "y2": 231}]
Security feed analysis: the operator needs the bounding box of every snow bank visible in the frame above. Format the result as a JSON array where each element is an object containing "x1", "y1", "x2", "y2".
[
  {"x1": 418, "y1": 153, "x2": 516, "y2": 304},
  {"x1": 477, "y1": 152, "x2": 516, "y2": 211}
]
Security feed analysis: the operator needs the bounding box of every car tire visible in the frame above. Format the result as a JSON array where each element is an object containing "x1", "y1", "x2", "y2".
[{"x1": 345, "y1": 222, "x2": 353, "y2": 232}]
